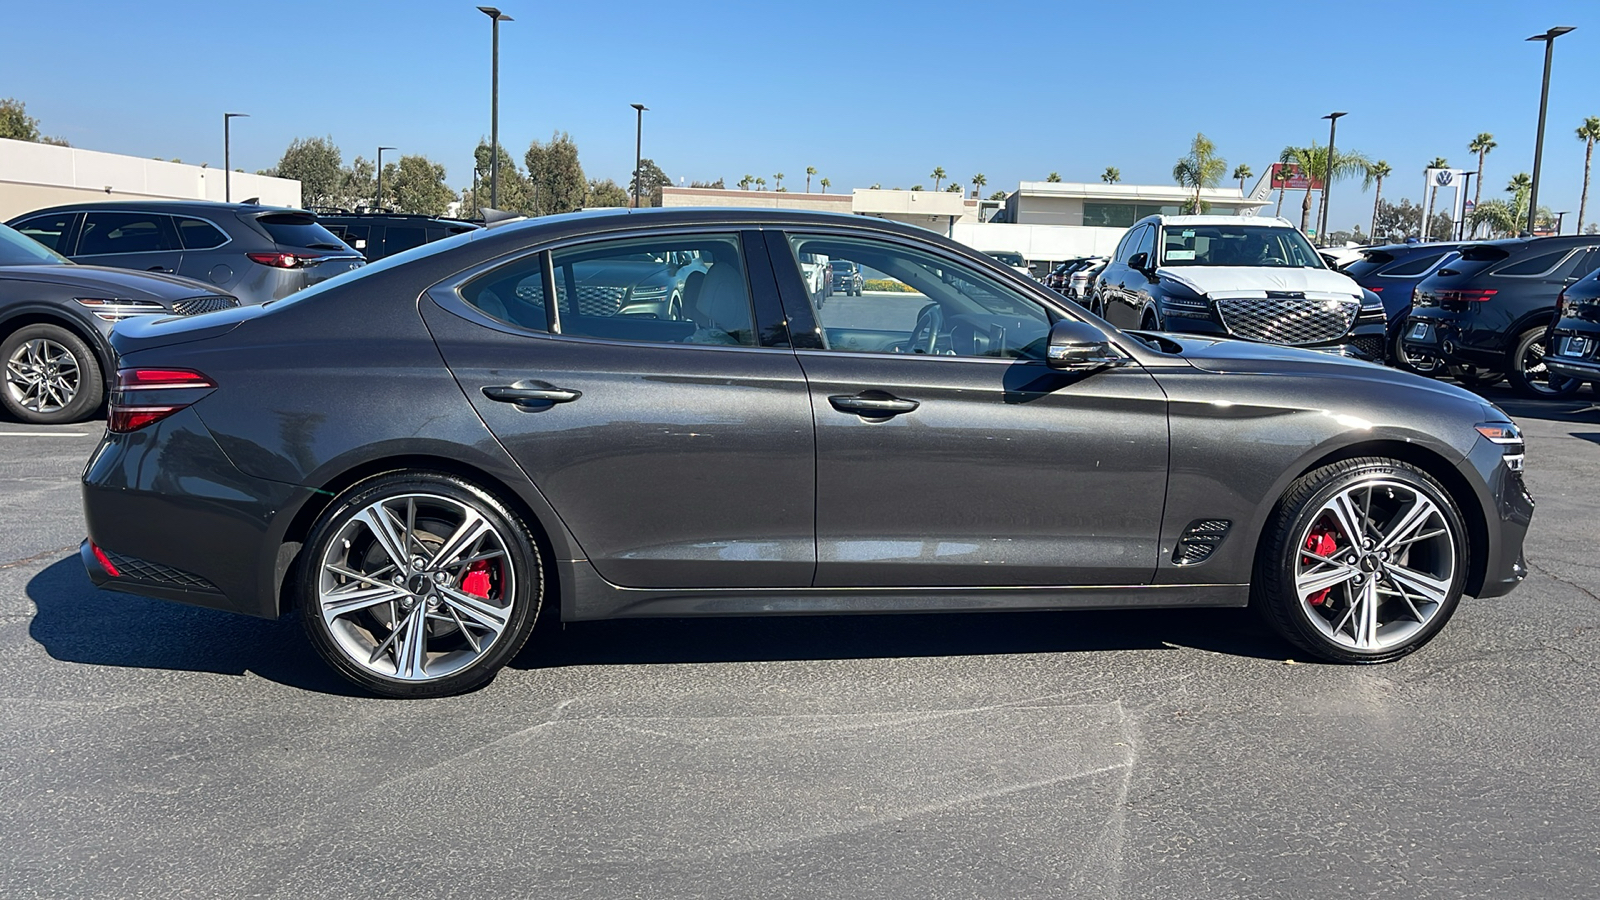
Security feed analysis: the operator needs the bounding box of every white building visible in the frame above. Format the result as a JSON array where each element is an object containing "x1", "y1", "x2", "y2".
[{"x1": 0, "y1": 137, "x2": 302, "y2": 221}]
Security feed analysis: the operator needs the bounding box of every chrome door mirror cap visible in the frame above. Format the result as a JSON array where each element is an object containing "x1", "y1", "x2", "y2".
[{"x1": 1046, "y1": 319, "x2": 1131, "y2": 372}]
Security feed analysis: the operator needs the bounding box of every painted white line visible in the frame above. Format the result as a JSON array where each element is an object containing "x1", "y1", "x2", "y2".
[{"x1": 0, "y1": 432, "x2": 95, "y2": 437}]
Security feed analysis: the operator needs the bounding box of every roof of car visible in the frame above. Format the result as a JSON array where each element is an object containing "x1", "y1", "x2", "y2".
[
  {"x1": 481, "y1": 206, "x2": 972, "y2": 246},
  {"x1": 8, "y1": 199, "x2": 306, "y2": 218},
  {"x1": 1149, "y1": 214, "x2": 1297, "y2": 228}
]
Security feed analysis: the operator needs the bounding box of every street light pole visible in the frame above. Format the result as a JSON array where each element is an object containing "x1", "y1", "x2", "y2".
[
  {"x1": 223, "y1": 113, "x2": 248, "y2": 202},
  {"x1": 478, "y1": 6, "x2": 513, "y2": 210},
  {"x1": 1318, "y1": 111, "x2": 1347, "y2": 243},
  {"x1": 1456, "y1": 171, "x2": 1477, "y2": 240},
  {"x1": 376, "y1": 147, "x2": 395, "y2": 211},
  {"x1": 1526, "y1": 26, "x2": 1575, "y2": 235},
  {"x1": 630, "y1": 103, "x2": 648, "y2": 209},
  {"x1": 1556, "y1": 211, "x2": 1570, "y2": 235}
]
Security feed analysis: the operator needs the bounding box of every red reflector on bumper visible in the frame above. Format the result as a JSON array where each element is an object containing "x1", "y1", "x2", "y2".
[{"x1": 91, "y1": 543, "x2": 120, "y2": 577}]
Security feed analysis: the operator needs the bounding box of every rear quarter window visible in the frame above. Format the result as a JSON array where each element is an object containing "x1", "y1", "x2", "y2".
[{"x1": 1494, "y1": 249, "x2": 1570, "y2": 277}]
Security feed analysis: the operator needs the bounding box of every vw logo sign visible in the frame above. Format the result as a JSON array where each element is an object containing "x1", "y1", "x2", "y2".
[{"x1": 1434, "y1": 170, "x2": 1455, "y2": 187}]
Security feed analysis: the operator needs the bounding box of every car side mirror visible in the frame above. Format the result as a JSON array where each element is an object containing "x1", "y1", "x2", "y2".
[
  {"x1": 1046, "y1": 319, "x2": 1130, "y2": 372},
  {"x1": 1128, "y1": 252, "x2": 1149, "y2": 271}
]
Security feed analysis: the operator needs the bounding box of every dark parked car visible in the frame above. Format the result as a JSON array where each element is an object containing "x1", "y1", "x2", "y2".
[
  {"x1": 80, "y1": 208, "x2": 1530, "y2": 697},
  {"x1": 0, "y1": 223, "x2": 238, "y2": 424},
  {"x1": 1402, "y1": 235, "x2": 1600, "y2": 397},
  {"x1": 831, "y1": 259, "x2": 864, "y2": 296},
  {"x1": 1543, "y1": 267, "x2": 1600, "y2": 389},
  {"x1": 313, "y1": 210, "x2": 480, "y2": 261},
  {"x1": 1093, "y1": 215, "x2": 1387, "y2": 360},
  {"x1": 8, "y1": 201, "x2": 364, "y2": 306},
  {"x1": 1044, "y1": 257, "x2": 1097, "y2": 295},
  {"x1": 1340, "y1": 242, "x2": 1465, "y2": 374}
]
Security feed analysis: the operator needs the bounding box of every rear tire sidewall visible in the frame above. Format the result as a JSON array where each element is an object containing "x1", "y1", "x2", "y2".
[
  {"x1": 0, "y1": 323, "x2": 104, "y2": 425},
  {"x1": 298, "y1": 471, "x2": 543, "y2": 698},
  {"x1": 1253, "y1": 458, "x2": 1468, "y2": 664},
  {"x1": 1508, "y1": 327, "x2": 1580, "y2": 398},
  {"x1": 1392, "y1": 328, "x2": 1442, "y2": 376}
]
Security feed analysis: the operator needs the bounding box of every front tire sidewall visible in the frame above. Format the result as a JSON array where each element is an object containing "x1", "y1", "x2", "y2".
[
  {"x1": 1254, "y1": 459, "x2": 1467, "y2": 664},
  {"x1": 298, "y1": 472, "x2": 542, "y2": 698},
  {"x1": 0, "y1": 324, "x2": 104, "y2": 425},
  {"x1": 1508, "y1": 328, "x2": 1580, "y2": 398}
]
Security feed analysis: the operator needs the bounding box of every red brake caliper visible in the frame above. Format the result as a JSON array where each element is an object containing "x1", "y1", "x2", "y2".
[
  {"x1": 1302, "y1": 528, "x2": 1339, "y2": 606},
  {"x1": 460, "y1": 560, "x2": 493, "y2": 599}
]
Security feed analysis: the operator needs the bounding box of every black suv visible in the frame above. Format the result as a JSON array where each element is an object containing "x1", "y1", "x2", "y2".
[
  {"x1": 1340, "y1": 242, "x2": 1465, "y2": 374},
  {"x1": 312, "y1": 211, "x2": 480, "y2": 261},
  {"x1": 830, "y1": 259, "x2": 864, "y2": 296},
  {"x1": 1543, "y1": 267, "x2": 1600, "y2": 390},
  {"x1": 1402, "y1": 235, "x2": 1600, "y2": 397}
]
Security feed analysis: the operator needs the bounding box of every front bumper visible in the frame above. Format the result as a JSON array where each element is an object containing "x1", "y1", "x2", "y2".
[{"x1": 1542, "y1": 325, "x2": 1600, "y2": 382}]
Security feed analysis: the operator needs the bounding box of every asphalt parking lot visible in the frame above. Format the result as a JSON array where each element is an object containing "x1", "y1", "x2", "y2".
[{"x1": 2, "y1": 383, "x2": 1598, "y2": 899}]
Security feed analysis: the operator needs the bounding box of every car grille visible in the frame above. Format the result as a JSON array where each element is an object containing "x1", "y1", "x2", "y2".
[
  {"x1": 102, "y1": 549, "x2": 219, "y2": 592},
  {"x1": 555, "y1": 282, "x2": 627, "y2": 317},
  {"x1": 172, "y1": 295, "x2": 240, "y2": 316},
  {"x1": 1215, "y1": 296, "x2": 1358, "y2": 345},
  {"x1": 1349, "y1": 334, "x2": 1386, "y2": 361}
]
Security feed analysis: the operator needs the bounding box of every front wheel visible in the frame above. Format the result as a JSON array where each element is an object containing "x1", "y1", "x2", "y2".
[
  {"x1": 1, "y1": 323, "x2": 104, "y2": 425},
  {"x1": 1507, "y1": 327, "x2": 1581, "y2": 398},
  {"x1": 1252, "y1": 458, "x2": 1466, "y2": 664},
  {"x1": 299, "y1": 472, "x2": 543, "y2": 698}
]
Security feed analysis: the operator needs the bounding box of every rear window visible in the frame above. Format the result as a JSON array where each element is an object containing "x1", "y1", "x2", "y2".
[
  {"x1": 1341, "y1": 251, "x2": 1394, "y2": 278},
  {"x1": 254, "y1": 213, "x2": 349, "y2": 251},
  {"x1": 1459, "y1": 245, "x2": 1512, "y2": 262},
  {"x1": 1384, "y1": 251, "x2": 1448, "y2": 277}
]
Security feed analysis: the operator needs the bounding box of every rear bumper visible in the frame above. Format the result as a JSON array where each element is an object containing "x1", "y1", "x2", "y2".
[{"x1": 1401, "y1": 310, "x2": 1507, "y2": 369}]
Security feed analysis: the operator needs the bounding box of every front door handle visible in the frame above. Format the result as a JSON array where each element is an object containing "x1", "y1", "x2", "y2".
[
  {"x1": 828, "y1": 392, "x2": 919, "y2": 417},
  {"x1": 147, "y1": 266, "x2": 173, "y2": 273},
  {"x1": 482, "y1": 382, "x2": 582, "y2": 405}
]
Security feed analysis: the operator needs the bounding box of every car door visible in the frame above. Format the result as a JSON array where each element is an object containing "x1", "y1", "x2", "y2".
[
  {"x1": 419, "y1": 228, "x2": 816, "y2": 589},
  {"x1": 1103, "y1": 225, "x2": 1148, "y2": 328},
  {"x1": 72, "y1": 210, "x2": 184, "y2": 275},
  {"x1": 771, "y1": 230, "x2": 1169, "y2": 588},
  {"x1": 172, "y1": 215, "x2": 234, "y2": 288}
]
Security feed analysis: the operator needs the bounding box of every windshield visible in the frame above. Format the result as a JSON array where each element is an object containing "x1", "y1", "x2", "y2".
[
  {"x1": 0, "y1": 224, "x2": 71, "y2": 266},
  {"x1": 1159, "y1": 225, "x2": 1324, "y2": 269},
  {"x1": 986, "y1": 251, "x2": 1025, "y2": 266}
]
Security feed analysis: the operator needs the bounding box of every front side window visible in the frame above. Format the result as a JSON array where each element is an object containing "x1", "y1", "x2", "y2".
[
  {"x1": 787, "y1": 233, "x2": 1052, "y2": 360},
  {"x1": 1132, "y1": 225, "x2": 1155, "y2": 261},
  {"x1": 551, "y1": 234, "x2": 756, "y2": 346},
  {"x1": 11, "y1": 214, "x2": 75, "y2": 252},
  {"x1": 385, "y1": 226, "x2": 427, "y2": 255},
  {"x1": 77, "y1": 212, "x2": 178, "y2": 256},
  {"x1": 1159, "y1": 224, "x2": 1323, "y2": 268}
]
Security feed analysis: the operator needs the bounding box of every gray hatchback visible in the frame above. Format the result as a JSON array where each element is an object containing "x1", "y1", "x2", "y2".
[{"x1": 7, "y1": 201, "x2": 364, "y2": 306}]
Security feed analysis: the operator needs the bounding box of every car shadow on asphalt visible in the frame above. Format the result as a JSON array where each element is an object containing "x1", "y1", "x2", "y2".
[
  {"x1": 25, "y1": 556, "x2": 366, "y2": 697},
  {"x1": 1468, "y1": 383, "x2": 1599, "y2": 425}
]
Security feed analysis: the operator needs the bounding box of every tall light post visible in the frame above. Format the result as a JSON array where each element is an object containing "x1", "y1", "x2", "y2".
[
  {"x1": 223, "y1": 113, "x2": 248, "y2": 202},
  {"x1": 1456, "y1": 171, "x2": 1477, "y2": 240},
  {"x1": 1526, "y1": 26, "x2": 1576, "y2": 235},
  {"x1": 1556, "y1": 211, "x2": 1570, "y2": 235},
  {"x1": 1318, "y1": 111, "x2": 1347, "y2": 243},
  {"x1": 630, "y1": 103, "x2": 648, "y2": 208},
  {"x1": 376, "y1": 146, "x2": 396, "y2": 211},
  {"x1": 478, "y1": 6, "x2": 513, "y2": 209}
]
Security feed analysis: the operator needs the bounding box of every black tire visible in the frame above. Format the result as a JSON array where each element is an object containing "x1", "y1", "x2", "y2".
[
  {"x1": 1391, "y1": 328, "x2": 1443, "y2": 376},
  {"x1": 298, "y1": 471, "x2": 543, "y2": 698},
  {"x1": 1140, "y1": 308, "x2": 1160, "y2": 331},
  {"x1": 1251, "y1": 457, "x2": 1467, "y2": 664},
  {"x1": 1507, "y1": 327, "x2": 1581, "y2": 398},
  {"x1": 1447, "y1": 364, "x2": 1504, "y2": 389},
  {"x1": 0, "y1": 323, "x2": 104, "y2": 425}
]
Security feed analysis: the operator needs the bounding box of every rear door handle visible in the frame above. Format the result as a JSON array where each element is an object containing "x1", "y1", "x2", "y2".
[
  {"x1": 482, "y1": 382, "x2": 582, "y2": 405},
  {"x1": 828, "y1": 392, "x2": 919, "y2": 417},
  {"x1": 146, "y1": 266, "x2": 173, "y2": 273}
]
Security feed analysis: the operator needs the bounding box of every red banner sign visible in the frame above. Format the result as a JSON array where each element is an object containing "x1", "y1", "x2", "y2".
[{"x1": 1270, "y1": 163, "x2": 1323, "y2": 192}]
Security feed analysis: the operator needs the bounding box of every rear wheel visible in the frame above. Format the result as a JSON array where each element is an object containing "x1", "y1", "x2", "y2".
[
  {"x1": 1391, "y1": 328, "x2": 1443, "y2": 376},
  {"x1": 1252, "y1": 458, "x2": 1466, "y2": 664},
  {"x1": 1447, "y1": 364, "x2": 1504, "y2": 389},
  {"x1": 1507, "y1": 327, "x2": 1581, "y2": 398},
  {"x1": 1, "y1": 323, "x2": 103, "y2": 425},
  {"x1": 299, "y1": 471, "x2": 542, "y2": 698}
]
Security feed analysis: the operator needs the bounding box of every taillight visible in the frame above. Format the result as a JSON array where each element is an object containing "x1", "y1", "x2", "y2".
[
  {"x1": 108, "y1": 368, "x2": 215, "y2": 433},
  {"x1": 246, "y1": 251, "x2": 319, "y2": 269},
  {"x1": 1439, "y1": 289, "x2": 1498, "y2": 303},
  {"x1": 91, "y1": 543, "x2": 121, "y2": 577},
  {"x1": 1368, "y1": 285, "x2": 1383, "y2": 292}
]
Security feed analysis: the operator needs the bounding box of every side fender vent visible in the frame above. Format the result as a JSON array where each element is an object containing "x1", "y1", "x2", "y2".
[{"x1": 1173, "y1": 519, "x2": 1232, "y2": 565}]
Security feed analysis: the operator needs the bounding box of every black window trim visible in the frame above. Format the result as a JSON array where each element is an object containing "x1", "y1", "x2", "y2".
[
  {"x1": 1491, "y1": 247, "x2": 1583, "y2": 279},
  {"x1": 172, "y1": 214, "x2": 235, "y2": 252}
]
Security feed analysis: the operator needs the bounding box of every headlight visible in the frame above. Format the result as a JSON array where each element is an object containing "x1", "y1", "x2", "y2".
[
  {"x1": 74, "y1": 298, "x2": 167, "y2": 321},
  {"x1": 1476, "y1": 421, "x2": 1525, "y2": 472}
]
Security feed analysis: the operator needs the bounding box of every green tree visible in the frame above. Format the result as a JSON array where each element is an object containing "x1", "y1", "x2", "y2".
[
  {"x1": 273, "y1": 136, "x2": 345, "y2": 208},
  {"x1": 1101, "y1": 166, "x2": 1120, "y2": 184},
  {"x1": 755, "y1": 176, "x2": 766, "y2": 190},
  {"x1": 1232, "y1": 163, "x2": 1253, "y2": 193},
  {"x1": 344, "y1": 155, "x2": 376, "y2": 210},
  {"x1": 586, "y1": 178, "x2": 630, "y2": 208},
  {"x1": 970, "y1": 173, "x2": 986, "y2": 198},
  {"x1": 472, "y1": 141, "x2": 530, "y2": 214},
  {"x1": 689, "y1": 178, "x2": 725, "y2": 189},
  {"x1": 1272, "y1": 163, "x2": 1297, "y2": 217},
  {"x1": 819, "y1": 177, "x2": 830, "y2": 193},
  {"x1": 385, "y1": 154, "x2": 456, "y2": 216},
  {"x1": 988, "y1": 190, "x2": 1007, "y2": 201},
  {"x1": 1468, "y1": 133, "x2": 1496, "y2": 212},
  {"x1": 1367, "y1": 160, "x2": 1391, "y2": 238},
  {"x1": 805, "y1": 166, "x2": 817, "y2": 192},
  {"x1": 1046, "y1": 172, "x2": 1061, "y2": 182},
  {"x1": 0, "y1": 98, "x2": 68, "y2": 145},
  {"x1": 1280, "y1": 143, "x2": 1373, "y2": 232},
  {"x1": 1173, "y1": 133, "x2": 1227, "y2": 214},
  {"x1": 930, "y1": 167, "x2": 946, "y2": 191},
  {"x1": 772, "y1": 172, "x2": 784, "y2": 191},
  {"x1": 944, "y1": 183, "x2": 962, "y2": 193},
  {"x1": 525, "y1": 131, "x2": 587, "y2": 216},
  {"x1": 738, "y1": 174, "x2": 753, "y2": 190},
  {"x1": 1577, "y1": 117, "x2": 1600, "y2": 233},
  {"x1": 911, "y1": 184, "x2": 924, "y2": 191},
  {"x1": 629, "y1": 157, "x2": 670, "y2": 207},
  {"x1": 1469, "y1": 176, "x2": 1551, "y2": 238}
]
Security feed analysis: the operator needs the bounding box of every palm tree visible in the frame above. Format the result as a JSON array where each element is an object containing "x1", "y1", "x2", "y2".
[
  {"x1": 1172, "y1": 133, "x2": 1227, "y2": 214},
  {"x1": 1232, "y1": 163, "x2": 1253, "y2": 193},
  {"x1": 805, "y1": 166, "x2": 817, "y2": 192},
  {"x1": 1046, "y1": 171, "x2": 1062, "y2": 182},
  {"x1": 819, "y1": 177, "x2": 830, "y2": 193},
  {"x1": 1101, "y1": 166, "x2": 1120, "y2": 184},
  {"x1": 1282, "y1": 143, "x2": 1375, "y2": 233},
  {"x1": 1368, "y1": 160, "x2": 1391, "y2": 238},
  {"x1": 930, "y1": 167, "x2": 946, "y2": 191},
  {"x1": 1272, "y1": 162, "x2": 1296, "y2": 217},
  {"x1": 1506, "y1": 172, "x2": 1531, "y2": 193},
  {"x1": 1577, "y1": 117, "x2": 1600, "y2": 232},
  {"x1": 773, "y1": 172, "x2": 784, "y2": 191},
  {"x1": 754, "y1": 176, "x2": 766, "y2": 191},
  {"x1": 1468, "y1": 133, "x2": 1496, "y2": 213},
  {"x1": 738, "y1": 174, "x2": 753, "y2": 190},
  {"x1": 1470, "y1": 176, "x2": 1550, "y2": 238},
  {"x1": 971, "y1": 173, "x2": 986, "y2": 198}
]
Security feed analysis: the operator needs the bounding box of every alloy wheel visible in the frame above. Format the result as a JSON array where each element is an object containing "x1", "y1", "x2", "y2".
[
  {"x1": 1293, "y1": 478, "x2": 1456, "y2": 651},
  {"x1": 317, "y1": 492, "x2": 516, "y2": 682},
  {"x1": 5, "y1": 338, "x2": 80, "y2": 414},
  {"x1": 1513, "y1": 330, "x2": 1580, "y2": 397}
]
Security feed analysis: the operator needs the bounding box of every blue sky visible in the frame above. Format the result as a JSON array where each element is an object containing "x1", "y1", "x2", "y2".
[{"x1": 7, "y1": 0, "x2": 1600, "y2": 228}]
